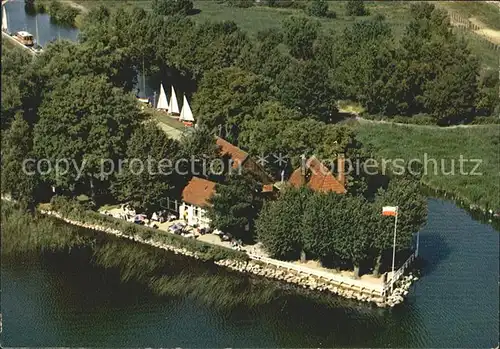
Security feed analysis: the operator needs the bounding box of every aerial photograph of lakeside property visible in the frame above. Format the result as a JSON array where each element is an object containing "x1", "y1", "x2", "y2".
[{"x1": 0, "y1": 0, "x2": 499, "y2": 347}]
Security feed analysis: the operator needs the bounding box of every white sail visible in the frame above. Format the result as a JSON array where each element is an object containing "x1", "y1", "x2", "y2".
[
  {"x1": 169, "y1": 86, "x2": 180, "y2": 115},
  {"x1": 2, "y1": 6, "x2": 8, "y2": 32},
  {"x1": 156, "y1": 84, "x2": 169, "y2": 110},
  {"x1": 180, "y1": 94, "x2": 194, "y2": 122}
]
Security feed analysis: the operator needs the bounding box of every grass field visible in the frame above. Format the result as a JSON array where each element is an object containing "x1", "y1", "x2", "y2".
[
  {"x1": 145, "y1": 108, "x2": 185, "y2": 131},
  {"x1": 74, "y1": 1, "x2": 412, "y2": 37},
  {"x1": 355, "y1": 122, "x2": 500, "y2": 211},
  {"x1": 453, "y1": 28, "x2": 499, "y2": 71},
  {"x1": 73, "y1": 0, "x2": 497, "y2": 70},
  {"x1": 436, "y1": 1, "x2": 500, "y2": 31}
]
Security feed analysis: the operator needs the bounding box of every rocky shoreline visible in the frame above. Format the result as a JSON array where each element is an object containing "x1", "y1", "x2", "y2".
[
  {"x1": 40, "y1": 209, "x2": 417, "y2": 308},
  {"x1": 215, "y1": 259, "x2": 417, "y2": 307}
]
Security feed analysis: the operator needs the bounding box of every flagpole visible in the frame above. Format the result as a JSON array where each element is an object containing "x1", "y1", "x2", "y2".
[
  {"x1": 416, "y1": 228, "x2": 420, "y2": 257},
  {"x1": 390, "y1": 206, "x2": 398, "y2": 293}
]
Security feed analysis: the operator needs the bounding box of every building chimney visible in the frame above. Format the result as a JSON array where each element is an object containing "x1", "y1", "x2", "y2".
[{"x1": 337, "y1": 154, "x2": 345, "y2": 187}]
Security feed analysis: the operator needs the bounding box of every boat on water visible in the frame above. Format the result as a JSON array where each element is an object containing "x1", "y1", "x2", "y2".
[
  {"x1": 2, "y1": 4, "x2": 43, "y2": 53},
  {"x1": 13, "y1": 30, "x2": 34, "y2": 46}
]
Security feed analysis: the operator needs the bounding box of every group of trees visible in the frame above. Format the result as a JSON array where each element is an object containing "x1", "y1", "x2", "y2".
[
  {"x1": 207, "y1": 173, "x2": 264, "y2": 242},
  {"x1": 0, "y1": 1, "x2": 435, "y2": 279},
  {"x1": 25, "y1": 0, "x2": 81, "y2": 26},
  {"x1": 326, "y1": 4, "x2": 498, "y2": 124},
  {"x1": 256, "y1": 178, "x2": 427, "y2": 277}
]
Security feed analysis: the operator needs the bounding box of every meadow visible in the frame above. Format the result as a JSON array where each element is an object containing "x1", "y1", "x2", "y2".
[
  {"x1": 74, "y1": 1, "x2": 412, "y2": 37},
  {"x1": 73, "y1": 0, "x2": 499, "y2": 70},
  {"x1": 436, "y1": 1, "x2": 500, "y2": 31},
  {"x1": 355, "y1": 122, "x2": 500, "y2": 212}
]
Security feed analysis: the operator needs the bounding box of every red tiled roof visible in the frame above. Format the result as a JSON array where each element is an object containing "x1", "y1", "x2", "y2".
[
  {"x1": 216, "y1": 137, "x2": 248, "y2": 169},
  {"x1": 289, "y1": 156, "x2": 345, "y2": 194},
  {"x1": 181, "y1": 177, "x2": 217, "y2": 207},
  {"x1": 262, "y1": 184, "x2": 275, "y2": 192}
]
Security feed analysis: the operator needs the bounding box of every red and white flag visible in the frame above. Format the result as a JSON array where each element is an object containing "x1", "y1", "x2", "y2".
[{"x1": 382, "y1": 206, "x2": 398, "y2": 216}]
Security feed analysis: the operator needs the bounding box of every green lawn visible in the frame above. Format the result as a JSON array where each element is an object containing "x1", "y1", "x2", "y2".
[
  {"x1": 143, "y1": 107, "x2": 185, "y2": 130},
  {"x1": 73, "y1": 1, "x2": 497, "y2": 70},
  {"x1": 436, "y1": 1, "x2": 500, "y2": 31},
  {"x1": 74, "y1": 1, "x2": 412, "y2": 38},
  {"x1": 452, "y1": 28, "x2": 499, "y2": 71},
  {"x1": 355, "y1": 122, "x2": 500, "y2": 211}
]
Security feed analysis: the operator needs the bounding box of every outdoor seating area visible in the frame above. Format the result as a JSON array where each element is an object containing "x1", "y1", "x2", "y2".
[
  {"x1": 101, "y1": 204, "x2": 177, "y2": 229},
  {"x1": 99, "y1": 204, "x2": 241, "y2": 248}
]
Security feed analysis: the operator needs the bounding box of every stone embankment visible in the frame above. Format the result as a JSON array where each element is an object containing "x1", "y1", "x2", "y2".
[
  {"x1": 215, "y1": 259, "x2": 417, "y2": 307},
  {"x1": 40, "y1": 209, "x2": 417, "y2": 307}
]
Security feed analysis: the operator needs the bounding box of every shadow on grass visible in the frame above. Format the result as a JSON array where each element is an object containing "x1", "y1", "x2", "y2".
[{"x1": 188, "y1": 8, "x2": 201, "y2": 16}]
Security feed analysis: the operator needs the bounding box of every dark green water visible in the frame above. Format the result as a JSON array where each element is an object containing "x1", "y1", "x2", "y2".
[
  {"x1": 2, "y1": 3, "x2": 499, "y2": 346},
  {"x1": 2, "y1": 199, "x2": 498, "y2": 347},
  {"x1": 3, "y1": 1, "x2": 79, "y2": 46}
]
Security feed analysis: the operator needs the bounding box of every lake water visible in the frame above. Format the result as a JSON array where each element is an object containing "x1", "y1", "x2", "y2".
[
  {"x1": 2, "y1": 199, "x2": 498, "y2": 347},
  {"x1": 2, "y1": 3, "x2": 499, "y2": 347},
  {"x1": 3, "y1": 0, "x2": 79, "y2": 47},
  {"x1": 3, "y1": 0, "x2": 158, "y2": 98}
]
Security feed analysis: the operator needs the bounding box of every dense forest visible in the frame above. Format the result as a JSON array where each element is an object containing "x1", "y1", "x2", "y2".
[{"x1": 4, "y1": 0, "x2": 498, "y2": 276}]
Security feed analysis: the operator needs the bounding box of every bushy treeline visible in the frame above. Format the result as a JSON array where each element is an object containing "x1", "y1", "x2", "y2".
[
  {"x1": 25, "y1": 0, "x2": 81, "y2": 26},
  {"x1": 1, "y1": 4, "x2": 364, "y2": 212},
  {"x1": 257, "y1": 178, "x2": 427, "y2": 277},
  {"x1": 0, "y1": 2, "x2": 433, "y2": 277}
]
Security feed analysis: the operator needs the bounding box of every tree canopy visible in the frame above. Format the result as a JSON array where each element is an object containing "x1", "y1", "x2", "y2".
[
  {"x1": 111, "y1": 122, "x2": 180, "y2": 213},
  {"x1": 33, "y1": 75, "x2": 141, "y2": 197},
  {"x1": 207, "y1": 173, "x2": 263, "y2": 242},
  {"x1": 283, "y1": 16, "x2": 320, "y2": 60},
  {"x1": 152, "y1": 0, "x2": 193, "y2": 16}
]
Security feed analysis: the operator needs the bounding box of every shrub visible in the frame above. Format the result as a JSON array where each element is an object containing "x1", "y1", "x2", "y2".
[
  {"x1": 345, "y1": 0, "x2": 369, "y2": 17},
  {"x1": 306, "y1": 0, "x2": 334, "y2": 18},
  {"x1": 152, "y1": 0, "x2": 194, "y2": 16}
]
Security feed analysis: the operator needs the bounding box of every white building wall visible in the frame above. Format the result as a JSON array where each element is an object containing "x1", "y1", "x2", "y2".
[{"x1": 179, "y1": 203, "x2": 211, "y2": 228}]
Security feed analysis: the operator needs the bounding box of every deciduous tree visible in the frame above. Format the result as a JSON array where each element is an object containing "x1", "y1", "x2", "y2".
[
  {"x1": 207, "y1": 173, "x2": 263, "y2": 242},
  {"x1": 276, "y1": 59, "x2": 336, "y2": 120},
  {"x1": 111, "y1": 122, "x2": 180, "y2": 213},
  {"x1": 345, "y1": 0, "x2": 368, "y2": 16},
  {"x1": 33, "y1": 75, "x2": 141, "y2": 197},
  {"x1": 193, "y1": 67, "x2": 271, "y2": 133},
  {"x1": 256, "y1": 187, "x2": 312, "y2": 260},
  {"x1": 1, "y1": 113, "x2": 38, "y2": 208},
  {"x1": 283, "y1": 16, "x2": 320, "y2": 60},
  {"x1": 152, "y1": 0, "x2": 193, "y2": 16}
]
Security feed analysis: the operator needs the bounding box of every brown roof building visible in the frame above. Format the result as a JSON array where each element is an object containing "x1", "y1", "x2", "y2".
[
  {"x1": 216, "y1": 137, "x2": 273, "y2": 185},
  {"x1": 216, "y1": 137, "x2": 249, "y2": 170},
  {"x1": 289, "y1": 156, "x2": 346, "y2": 194},
  {"x1": 181, "y1": 177, "x2": 217, "y2": 207}
]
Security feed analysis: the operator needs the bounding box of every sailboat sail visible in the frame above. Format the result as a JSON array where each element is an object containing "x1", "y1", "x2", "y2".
[
  {"x1": 157, "y1": 84, "x2": 169, "y2": 110},
  {"x1": 2, "y1": 6, "x2": 8, "y2": 33},
  {"x1": 180, "y1": 95, "x2": 194, "y2": 122},
  {"x1": 169, "y1": 86, "x2": 180, "y2": 115}
]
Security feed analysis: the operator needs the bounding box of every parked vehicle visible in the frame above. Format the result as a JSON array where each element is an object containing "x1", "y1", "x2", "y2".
[{"x1": 169, "y1": 222, "x2": 186, "y2": 235}]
